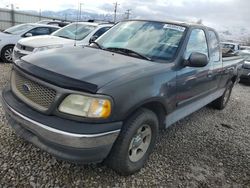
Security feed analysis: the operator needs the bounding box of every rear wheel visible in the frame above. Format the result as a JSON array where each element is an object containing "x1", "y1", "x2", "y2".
[
  {"x1": 1, "y1": 45, "x2": 14, "y2": 63},
  {"x1": 211, "y1": 81, "x2": 233, "y2": 110},
  {"x1": 106, "y1": 108, "x2": 159, "y2": 175}
]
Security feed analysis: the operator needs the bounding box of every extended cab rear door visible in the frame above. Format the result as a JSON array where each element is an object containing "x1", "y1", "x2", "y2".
[{"x1": 207, "y1": 29, "x2": 223, "y2": 90}]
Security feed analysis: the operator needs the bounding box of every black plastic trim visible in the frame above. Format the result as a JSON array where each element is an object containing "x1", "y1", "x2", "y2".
[{"x1": 14, "y1": 60, "x2": 98, "y2": 93}]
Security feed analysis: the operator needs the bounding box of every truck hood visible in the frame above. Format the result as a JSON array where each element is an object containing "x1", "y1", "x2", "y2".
[
  {"x1": 18, "y1": 46, "x2": 155, "y2": 92},
  {"x1": 18, "y1": 35, "x2": 74, "y2": 48}
]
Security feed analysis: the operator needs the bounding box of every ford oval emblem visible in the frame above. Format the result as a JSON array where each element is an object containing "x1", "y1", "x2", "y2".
[{"x1": 22, "y1": 84, "x2": 31, "y2": 94}]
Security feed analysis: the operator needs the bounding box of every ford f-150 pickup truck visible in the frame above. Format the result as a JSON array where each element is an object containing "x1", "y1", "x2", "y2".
[{"x1": 1, "y1": 20, "x2": 244, "y2": 175}]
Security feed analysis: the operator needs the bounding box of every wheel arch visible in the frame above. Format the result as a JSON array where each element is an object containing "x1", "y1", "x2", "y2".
[{"x1": 123, "y1": 98, "x2": 167, "y2": 130}]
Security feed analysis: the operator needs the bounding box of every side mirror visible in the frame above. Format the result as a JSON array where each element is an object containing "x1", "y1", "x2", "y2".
[
  {"x1": 184, "y1": 52, "x2": 208, "y2": 67},
  {"x1": 89, "y1": 35, "x2": 98, "y2": 44},
  {"x1": 24, "y1": 33, "x2": 33, "y2": 37}
]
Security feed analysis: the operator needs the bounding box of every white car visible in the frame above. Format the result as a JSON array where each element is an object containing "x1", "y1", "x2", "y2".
[
  {"x1": 13, "y1": 22, "x2": 113, "y2": 62},
  {"x1": 0, "y1": 23, "x2": 60, "y2": 63}
]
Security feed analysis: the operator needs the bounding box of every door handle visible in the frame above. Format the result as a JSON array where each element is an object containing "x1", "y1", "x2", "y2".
[
  {"x1": 227, "y1": 67, "x2": 234, "y2": 71},
  {"x1": 207, "y1": 71, "x2": 213, "y2": 78},
  {"x1": 225, "y1": 67, "x2": 234, "y2": 73}
]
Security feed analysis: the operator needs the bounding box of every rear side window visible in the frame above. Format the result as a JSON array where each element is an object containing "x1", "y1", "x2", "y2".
[
  {"x1": 93, "y1": 27, "x2": 110, "y2": 38},
  {"x1": 208, "y1": 30, "x2": 220, "y2": 62},
  {"x1": 184, "y1": 29, "x2": 208, "y2": 59},
  {"x1": 28, "y1": 27, "x2": 51, "y2": 36}
]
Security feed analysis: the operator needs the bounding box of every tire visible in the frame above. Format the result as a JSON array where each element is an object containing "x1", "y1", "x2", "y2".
[
  {"x1": 105, "y1": 108, "x2": 159, "y2": 175},
  {"x1": 211, "y1": 81, "x2": 233, "y2": 110},
  {"x1": 1, "y1": 45, "x2": 14, "y2": 63}
]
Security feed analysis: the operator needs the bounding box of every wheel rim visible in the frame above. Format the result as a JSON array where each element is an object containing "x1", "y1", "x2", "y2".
[
  {"x1": 128, "y1": 124, "x2": 152, "y2": 162},
  {"x1": 4, "y1": 48, "x2": 13, "y2": 62},
  {"x1": 223, "y1": 87, "x2": 231, "y2": 106}
]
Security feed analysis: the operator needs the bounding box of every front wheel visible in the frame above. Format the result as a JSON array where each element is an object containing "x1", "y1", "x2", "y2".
[
  {"x1": 1, "y1": 45, "x2": 14, "y2": 63},
  {"x1": 105, "y1": 108, "x2": 159, "y2": 175},
  {"x1": 211, "y1": 81, "x2": 233, "y2": 110}
]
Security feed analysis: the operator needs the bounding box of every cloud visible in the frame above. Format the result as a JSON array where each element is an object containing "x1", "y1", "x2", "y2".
[
  {"x1": 116, "y1": 0, "x2": 249, "y2": 28},
  {"x1": 1, "y1": 0, "x2": 249, "y2": 29}
]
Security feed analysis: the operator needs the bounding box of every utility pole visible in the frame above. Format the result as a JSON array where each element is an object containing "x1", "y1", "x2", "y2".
[
  {"x1": 6, "y1": 4, "x2": 18, "y2": 26},
  {"x1": 113, "y1": 2, "x2": 120, "y2": 23},
  {"x1": 79, "y1": 3, "x2": 84, "y2": 21},
  {"x1": 64, "y1": 13, "x2": 68, "y2": 21},
  {"x1": 39, "y1": 9, "x2": 42, "y2": 21},
  {"x1": 125, "y1": 9, "x2": 132, "y2": 19}
]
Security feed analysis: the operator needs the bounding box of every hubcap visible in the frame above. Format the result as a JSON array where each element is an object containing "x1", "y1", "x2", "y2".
[
  {"x1": 128, "y1": 124, "x2": 152, "y2": 162},
  {"x1": 4, "y1": 48, "x2": 13, "y2": 62}
]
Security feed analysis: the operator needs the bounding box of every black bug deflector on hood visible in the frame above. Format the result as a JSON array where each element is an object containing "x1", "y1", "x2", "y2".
[{"x1": 14, "y1": 60, "x2": 99, "y2": 93}]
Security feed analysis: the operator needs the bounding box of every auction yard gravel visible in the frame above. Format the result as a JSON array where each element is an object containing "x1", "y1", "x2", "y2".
[{"x1": 0, "y1": 63, "x2": 249, "y2": 187}]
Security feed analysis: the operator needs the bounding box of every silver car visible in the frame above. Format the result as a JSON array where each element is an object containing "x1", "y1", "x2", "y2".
[{"x1": 0, "y1": 24, "x2": 59, "y2": 63}]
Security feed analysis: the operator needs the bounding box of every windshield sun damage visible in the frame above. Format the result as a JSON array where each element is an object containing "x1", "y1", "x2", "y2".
[
  {"x1": 53, "y1": 23, "x2": 96, "y2": 40},
  {"x1": 97, "y1": 21, "x2": 186, "y2": 62}
]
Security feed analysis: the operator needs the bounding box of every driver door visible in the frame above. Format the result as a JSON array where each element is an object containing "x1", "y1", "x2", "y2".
[{"x1": 176, "y1": 28, "x2": 215, "y2": 108}]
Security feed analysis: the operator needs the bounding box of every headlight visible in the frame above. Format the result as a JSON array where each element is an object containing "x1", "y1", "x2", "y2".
[
  {"x1": 33, "y1": 44, "x2": 64, "y2": 53},
  {"x1": 58, "y1": 94, "x2": 112, "y2": 118}
]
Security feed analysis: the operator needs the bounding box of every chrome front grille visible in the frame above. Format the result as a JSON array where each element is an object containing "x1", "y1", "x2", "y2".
[{"x1": 11, "y1": 70, "x2": 57, "y2": 111}]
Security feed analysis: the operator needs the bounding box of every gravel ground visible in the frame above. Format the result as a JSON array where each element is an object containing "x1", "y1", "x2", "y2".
[{"x1": 0, "y1": 63, "x2": 250, "y2": 187}]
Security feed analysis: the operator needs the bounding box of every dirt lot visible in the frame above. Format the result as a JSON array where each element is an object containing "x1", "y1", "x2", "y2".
[{"x1": 0, "y1": 63, "x2": 250, "y2": 187}]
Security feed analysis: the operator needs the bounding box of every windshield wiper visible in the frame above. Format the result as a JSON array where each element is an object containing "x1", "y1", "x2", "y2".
[
  {"x1": 57, "y1": 35, "x2": 71, "y2": 39},
  {"x1": 89, "y1": 41, "x2": 103, "y2": 49},
  {"x1": 105, "y1": 47, "x2": 152, "y2": 61},
  {"x1": 3, "y1": 31, "x2": 12, "y2": 34}
]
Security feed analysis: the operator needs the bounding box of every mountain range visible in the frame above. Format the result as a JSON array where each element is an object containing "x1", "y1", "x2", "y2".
[{"x1": 29, "y1": 9, "x2": 250, "y2": 45}]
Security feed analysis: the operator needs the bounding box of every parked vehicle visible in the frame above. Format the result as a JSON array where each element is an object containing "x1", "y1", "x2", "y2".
[
  {"x1": 240, "y1": 46, "x2": 250, "y2": 56},
  {"x1": 13, "y1": 22, "x2": 113, "y2": 61},
  {"x1": 221, "y1": 42, "x2": 241, "y2": 57},
  {"x1": 1, "y1": 20, "x2": 244, "y2": 175},
  {"x1": 239, "y1": 51, "x2": 250, "y2": 83},
  {"x1": 240, "y1": 60, "x2": 250, "y2": 83},
  {"x1": 0, "y1": 23, "x2": 59, "y2": 63},
  {"x1": 37, "y1": 20, "x2": 70, "y2": 27}
]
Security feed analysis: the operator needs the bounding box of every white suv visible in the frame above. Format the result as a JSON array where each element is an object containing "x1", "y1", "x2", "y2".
[
  {"x1": 0, "y1": 23, "x2": 59, "y2": 63},
  {"x1": 13, "y1": 22, "x2": 113, "y2": 62}
]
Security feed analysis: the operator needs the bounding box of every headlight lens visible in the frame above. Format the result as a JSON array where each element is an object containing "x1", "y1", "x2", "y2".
[
  {"x1": 33, "y1": 44, "x2": 64, "y2": 53},
  {"x1": 58, "y1": 94, "x2": 111, "y2": 118}
]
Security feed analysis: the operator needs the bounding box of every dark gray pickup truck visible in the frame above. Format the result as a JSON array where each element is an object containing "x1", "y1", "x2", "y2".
[{"x1": 1, "y1": 20, "x2": 244, "y2": 175}]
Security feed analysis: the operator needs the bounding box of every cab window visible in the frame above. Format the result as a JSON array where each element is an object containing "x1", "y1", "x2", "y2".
[{"x1": 185, "y1": 29, "x2": 209, "y2": 60}]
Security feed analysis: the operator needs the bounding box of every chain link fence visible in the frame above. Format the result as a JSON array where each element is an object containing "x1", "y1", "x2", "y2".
[{"x1": 0, "y1": 8, "x2": 69, "y2": 31}]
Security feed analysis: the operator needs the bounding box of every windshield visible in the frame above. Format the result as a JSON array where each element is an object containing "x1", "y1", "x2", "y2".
[
  {"x1": 4, "y1": 24, "x2": 34, "y2": 35},
  {"x1": 53, "y1": 23, "x2": 96, "y2": 40},
  {"x1": 97, "y1": 21, "x2": 186, "y2": 62}
]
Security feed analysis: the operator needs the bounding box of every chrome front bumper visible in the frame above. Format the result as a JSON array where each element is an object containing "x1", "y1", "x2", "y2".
[{"x1": 3, "y1": 100, "x2": 120, "y2": 149}]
